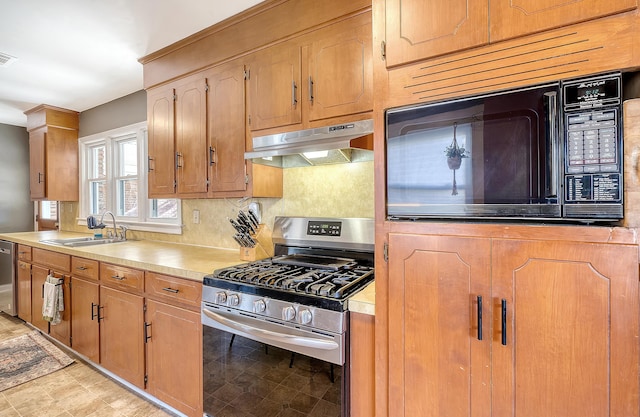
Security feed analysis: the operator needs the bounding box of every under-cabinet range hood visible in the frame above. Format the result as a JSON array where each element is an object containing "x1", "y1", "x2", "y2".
[{"x1": 245, "y1": 119, "x2": 374, "y2": 167}]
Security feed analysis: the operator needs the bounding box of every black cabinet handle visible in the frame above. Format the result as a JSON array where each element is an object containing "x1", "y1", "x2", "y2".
[
  {"x1": 162, "y1": 287, "x2": 179, "y2": 294},
  {"x1": 501, "y1": 299, "x2": 507, "y2": 346},
  {"x1": 91, "y1": 302, "x2": 98, "y2": 321},
  {"x1": 292, "y1": 81, "x2": 298, "y2": 106},
  {"x1": 477, "y1": 295, "x2": 483, "y2": 341},
  {"x1": 209, "y1": 146, "x2": 216, "y2": 166},
  {"x1": 144, "y1": 322, "x2": 152, "y2": 342}
]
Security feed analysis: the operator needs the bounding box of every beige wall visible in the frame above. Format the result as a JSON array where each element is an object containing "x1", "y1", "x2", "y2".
[{"x1": 59, "y1": 160, "x2": 374, "y2": 249}]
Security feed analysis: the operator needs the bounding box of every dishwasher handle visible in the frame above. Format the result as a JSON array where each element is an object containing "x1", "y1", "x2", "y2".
[{"x1": 0, "y1": 248, "x2": 10, "y2": 255}]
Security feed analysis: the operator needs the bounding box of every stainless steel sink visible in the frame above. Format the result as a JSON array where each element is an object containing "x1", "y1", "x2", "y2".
[{"x1": 40, "y1": 237, "x2": 128, "y2": 248}]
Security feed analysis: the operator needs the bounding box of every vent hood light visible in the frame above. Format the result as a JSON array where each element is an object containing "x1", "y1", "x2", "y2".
[
  {"x1": 245, "y1": 119, "x2": 374, "y2": 168},
  {"x1": 303, "y1": 150, "x2": 329, "y2": 159}
]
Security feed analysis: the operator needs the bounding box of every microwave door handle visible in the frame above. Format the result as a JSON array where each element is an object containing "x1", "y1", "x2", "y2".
[
  {"x1": 544, "y1": 91, "x2": 559, "y2": 199},
  {"x1": 202, "y1": 308, "x2": 339, "y2": 351}
]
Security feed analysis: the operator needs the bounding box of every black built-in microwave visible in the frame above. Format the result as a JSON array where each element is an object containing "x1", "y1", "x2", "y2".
[{"x1": 386, "y1": 73, "x2": 623, "y2": 223}]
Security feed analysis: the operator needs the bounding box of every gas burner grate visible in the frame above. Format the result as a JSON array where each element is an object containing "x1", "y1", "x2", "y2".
[{"x1": 212, "y1": 261, "x2": 374, "y2": 300}]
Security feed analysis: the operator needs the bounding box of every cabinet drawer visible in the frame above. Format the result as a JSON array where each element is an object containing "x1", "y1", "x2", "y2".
[
  {"x1": 71, "y1": 257, "x2": 99, "y2": 281},
  {"x1": 100, "y1": 263, "x2": 144, "y2": 291},
  {"x1": 17, "y1": 245, "x2": 32, "y2": 262},
  {"x1": 32, "y1": 248, "x2": 70, "y2": 272},
  {"x1": 145, "y1": 272, "x2": 202, "y2": 308}
]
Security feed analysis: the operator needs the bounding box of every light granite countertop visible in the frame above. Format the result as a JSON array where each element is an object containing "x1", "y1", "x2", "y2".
[
  {"x1": 0, "y1": 230, "x2": 376, "y2": 315},
  {"x1": 0, "y1": 230, "x2": 244, "y2": 282},
  {"x1": 348, "y1": 281, "x2": 375, "y2": 316}
]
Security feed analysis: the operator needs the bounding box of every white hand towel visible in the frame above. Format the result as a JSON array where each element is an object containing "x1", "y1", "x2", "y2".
[{"x1": 42, "y1": 275, "x2": 64, "y2": 325}]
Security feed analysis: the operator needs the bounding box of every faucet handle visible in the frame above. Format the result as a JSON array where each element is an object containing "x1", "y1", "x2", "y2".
[{"x1": 118, "y1": 225, "x2": 129, "y2": 240}]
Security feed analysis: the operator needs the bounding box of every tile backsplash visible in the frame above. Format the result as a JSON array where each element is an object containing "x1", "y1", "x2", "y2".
[{"x1": 60, "y1": 161, "x2": 374, "y2": 249}]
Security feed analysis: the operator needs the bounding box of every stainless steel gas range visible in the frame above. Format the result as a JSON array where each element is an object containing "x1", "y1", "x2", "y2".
[{"x1": 201, "y1": 216, "x2": 374, "y2": 417}]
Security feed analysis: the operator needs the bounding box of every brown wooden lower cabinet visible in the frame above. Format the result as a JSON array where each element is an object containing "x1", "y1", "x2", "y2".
[
  {"x1": 48, "y1": 273, "x2": 71, "y2": 346},
  {"x1": 386, "y1": 233, "x2": 640, "y2": 417},
  {"x1": 17, "y1": 260, "x2": 32, "y2": 322},
  {"x1": 30, "y1": 265, "x2": 49, "y2": 333},
  {"x1": 350, "y1": 311, "x2": 375, "y2": 417},
  {"x1": 145, "y1": 299, "x2": 203, "y2": 417},
  {"x1": 99, "y1": 285, "x2": 145, "y2": 389},
  {"x1": 70, "y1": 276, "x2": 100, "y2": 363}
]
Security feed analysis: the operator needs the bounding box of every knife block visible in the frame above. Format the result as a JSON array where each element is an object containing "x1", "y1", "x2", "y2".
[{"x1": 239, "y1": 224, "x2": 274, "y2": 261}]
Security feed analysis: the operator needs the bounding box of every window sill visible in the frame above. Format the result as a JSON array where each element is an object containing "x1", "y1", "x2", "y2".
[{"x1": 76, "y1": 218, "x2": 183, "y2": 235}]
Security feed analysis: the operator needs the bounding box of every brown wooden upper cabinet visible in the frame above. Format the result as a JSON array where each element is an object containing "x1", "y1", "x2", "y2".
[
  {"x1": 383, "y1": 0, "x2": 637, "y2": 67},
  {"x1": 247, "y1": 12, "x2": 373, "y2": 133},
  {"x1": 147, "y1": 74, "x2": 208, "y2": 198},
  {"x1": 204, "y1": 62, "x2": 248, "y2": 195},
  {"x1": 490, "y1": 0, "x2": 638, "y2": 42},
  {"x1": 147, "y1": 86, "x2": 176, "y2": 198},
  {"x1": 174, "y1": 74, "x2": 209, "y2": 198},
  {"x1": 24, "y1": 105, "x2": 79, "y2": 201},
  {"x1": 384, "y1": 0, "x2": 489, "y2": 68},
  {"x1": 147, "y1": 59, "x2": 282, "y2": 199}
]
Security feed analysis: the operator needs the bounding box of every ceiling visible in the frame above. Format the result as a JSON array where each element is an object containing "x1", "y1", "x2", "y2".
[{"x1": 0, "y1": 0, "x2": 264, "y2": 127}]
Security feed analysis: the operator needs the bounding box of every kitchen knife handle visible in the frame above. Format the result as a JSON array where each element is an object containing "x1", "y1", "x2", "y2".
[
  {"x1": 477, "y1": 295, "x2": 483, "y2": 341},
  {"x1": 501, "y1": 299, "x2": 507, "y2": 346}
]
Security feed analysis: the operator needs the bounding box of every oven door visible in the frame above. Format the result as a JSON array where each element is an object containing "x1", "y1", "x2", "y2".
[{"x1": 202, "y1": 303, "x2": 346, "y2": 417}]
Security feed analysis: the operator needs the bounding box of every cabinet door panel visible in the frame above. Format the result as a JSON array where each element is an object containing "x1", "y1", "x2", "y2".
[
  {"x1": 48, "y1": 273, "x2": 71, "y2": 346},
  {"x1": 30, "y1": 265, "x2": 49, "y2": 333},
  {"x1": 248, "y1": 43, "x2": 302, "y2": 131},
  {"x1": 146, "y1": 300, "x2": 203, "y2": 416},
  {"x1": 147, "y1": 87, "x2": 176, "y2": 198},
  {"x1": 17, "y1": 261, "x2": 31, "y2": 322},
  {"x1": 490, "y1": 0, "x2": 638, "y2": 41},
  {"x1": 207, "y1": 62, "x2": 247, "y2": 194},
  {"x1": 29, "y1": 129, "x2": 46, "y2": 199},
  {"x1": 100, "y1": 286, "x2": 145, "y2": 388},
  {"x1": 492, "y1": 239, "x2": 639, "y2": 417},
  {"x1": 307, "y1": 14, "x2": 372, "y2": 122},
  {"x1": 388, "y1": 233, "x2": 491, "y2": 417},
  {"x1": 71, "y1": 277, "x2": 100, "y2": 363},
  {"x1": 175, "y1": 76, "x2": 208, "y2": 196},
  {"x1": 385, "y1": 0, "x2": 489, "y2": 67}
]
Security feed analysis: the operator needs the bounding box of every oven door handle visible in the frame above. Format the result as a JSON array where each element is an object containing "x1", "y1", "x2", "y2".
[{"x1": 202, "y1": 308, "x2": 339, "y2": 350}]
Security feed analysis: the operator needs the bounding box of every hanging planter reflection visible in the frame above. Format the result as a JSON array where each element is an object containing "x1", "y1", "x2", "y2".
[{"x1": 444, "y1": 123, "x2": 469, "y2": 195}]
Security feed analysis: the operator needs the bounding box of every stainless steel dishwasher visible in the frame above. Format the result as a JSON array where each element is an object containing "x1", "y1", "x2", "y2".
[{"x1": 0, "y1": 240, "x2": 16, "y2": 316}]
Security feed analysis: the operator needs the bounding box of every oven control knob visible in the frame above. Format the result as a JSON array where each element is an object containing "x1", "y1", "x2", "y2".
[
  {"x1": 215, "y1": 292, "x2": 227, "y2": 304},
  {"x1": 282, "y1": 306, "x2": 296, "y2": 321},
  {"x1": 298, "y1": 309, "x2": 312, "y2": 325},
  {"x1": 253, "y1": 300, "x2": 266, "y2": 313},
  {"x1": 228, "y1": 294, "x2": 240, "y2": 307}
]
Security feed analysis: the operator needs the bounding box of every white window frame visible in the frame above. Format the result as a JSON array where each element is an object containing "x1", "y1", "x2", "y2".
[{"x1": 78, "y1": 122, "x2": 182, "y2": 234}]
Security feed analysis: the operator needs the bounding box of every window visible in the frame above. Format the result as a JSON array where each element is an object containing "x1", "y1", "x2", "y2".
[{"x1": 79, "y1": 122, "x2": 181, "y2": 234}]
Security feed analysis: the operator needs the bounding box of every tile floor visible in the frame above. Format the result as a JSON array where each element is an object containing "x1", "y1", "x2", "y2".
[{"x1": 0, "y1": 313, "x2": 179, "y2": 417}]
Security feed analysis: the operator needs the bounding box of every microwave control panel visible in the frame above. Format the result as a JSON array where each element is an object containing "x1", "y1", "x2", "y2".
[{"x1": 562, "y1": 73, "x2": 622, "y2": 210}]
